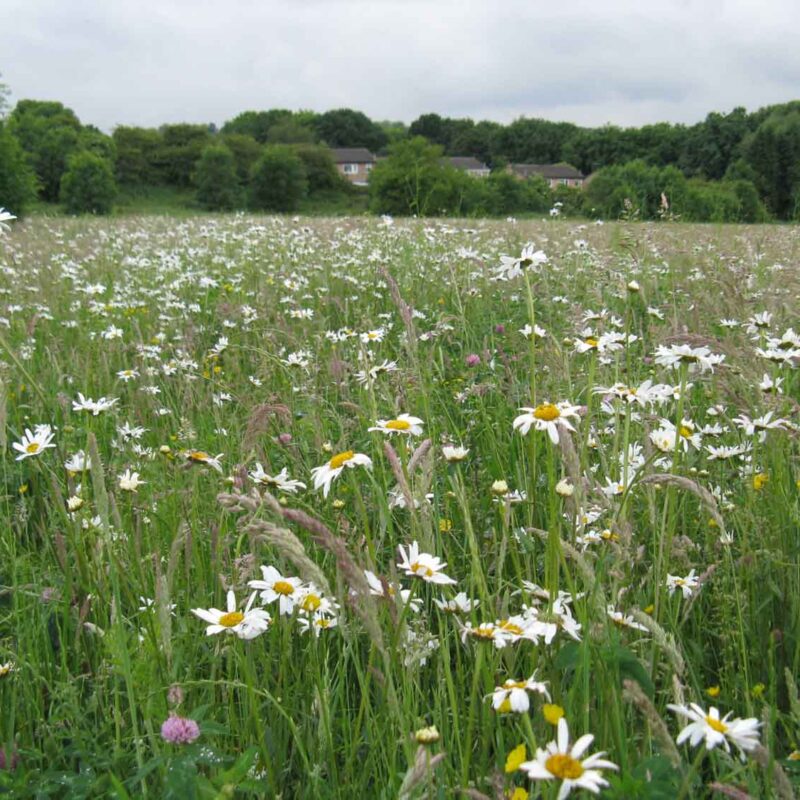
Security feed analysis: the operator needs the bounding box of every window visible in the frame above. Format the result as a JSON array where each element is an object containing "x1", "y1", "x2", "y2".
[
  {"x1": 560, "y1": 178, "x2": 568, "y2": 186},
  {"x1": 343, "y1": 164, "x2": 358, "y2": 174},
  {"x1": 365, "y1": 163, "x2": 373, "y2": 171}
]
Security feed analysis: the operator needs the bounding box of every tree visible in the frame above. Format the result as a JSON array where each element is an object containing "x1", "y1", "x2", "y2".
[
  {"x1": 314, "y1": 109, "x2": 387, "y2": 152},
  {"x1": 740, "y1": 106, "x2": 800, "y2": 219},
  {"x1": 60, "y1": 151, "x2": 116, "y2": 214},
  {"x1": 220, "y1": 133, "x2": 263, "y2": 183},
  {"x1": 112, "y1": 126, "x2": 163, "y2": 187},
  {"x1": 368, "y1": 137, "x2": 467, "y2": 216},
  {"x1": 266, "y1": 119, "x2": 316, "y2": 144},
  {"x1": 0, "y1": 73, "x2": 10, "y2": 119},
  {"x1": 155, "y1": 124, "x2": 212, "y2": 187},
  {"x1": 291, "y1": 144, "x2": 345, "y2": 193},
  {"x1": 0, "y1": 122, "x2": 38, "y2": 214},
  {"x1": 9, "y1": 100, "x2": 83, "y2": 201},
  {"x1": 222, "y1": 110, "x2": 293, "y2": 143},
  {"x1": 194, "y1": 144, "x2": 242, "y2": 210},
  {"x1": 249, "y1": 146, "x2": 307, "y2": 212}
]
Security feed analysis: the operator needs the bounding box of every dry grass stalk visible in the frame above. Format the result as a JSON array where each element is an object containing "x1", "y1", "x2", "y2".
[
  {"x1": 622, "y1": 679, "x2": 682, "y2": 768},
  {"x1": 631, "y1": 609, "x2": 686, "y2": 677},
  {"x1": 384, "y1": 441, "x2": 414, "y2": 511},
  {"x1": 708, "y1": 784, "x2": 753, "y2": 800},
  {"x1": 398, "y1": 746, "x2": 446, "y2": 800},
  {"x1": 752, "y1": 743, "x2": 795, "y2": 800},
  {"x1": 639, "y1": 473, "x2": 728, "y2": 538}
]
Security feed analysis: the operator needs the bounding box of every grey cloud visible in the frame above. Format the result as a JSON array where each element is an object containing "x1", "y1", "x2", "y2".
[{"x1": 1, "y1": 0, "x2": 799, "y2": 131}]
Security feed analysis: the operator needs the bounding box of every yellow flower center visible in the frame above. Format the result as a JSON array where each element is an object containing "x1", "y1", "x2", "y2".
[
  {"x1": 26, "y1": 442, "x2": 40, "y2": 454},
  {"x1": 316, "y1": 618, "x2": 331, "y2": 628},
  {"x1": 301, "y1": 594, "x2": 321, "y2": 612},
  {"x1": 329, "y1": 450, "x2": 354, "y2": 469},
  {"x1": 499, "y1": 620, "x2": 524, "y2": 635},
  {"x1": 533, "y1": 403, "x2": 560, "y2": 422},
  {"x1": 273, "y1": 580, "x2": 295, "y2": 595},
  {"x1": 472, "y1": 626, "x2": 496, "y2": 639},
  {"x1": 410, "y1": 561, "x2": 434, "y2": 578},
  {"x1": 219, "y1": 611, "x2": 244, "y2": 628},
  {"x1": 189, "y1": 451, "x2": 209, "y2": 462},
  {"x1": 584, "y1": 337, "x2": 598, "y2": 348},
  {"x1": 505, "y1": 681, "x2": 529, "y2": 690},
  {"x1": 385, "y1": 419, "x2": 411, "y2": 431},
  {"x1": 705, "y1": 715, "x2": 728, "y2": 733},
  {"x1": 499, "y1": 697, "x2": 513, "y2": 714},
  {"x1": 545, "y1": 753, "x2": 585, "y2": 780}
]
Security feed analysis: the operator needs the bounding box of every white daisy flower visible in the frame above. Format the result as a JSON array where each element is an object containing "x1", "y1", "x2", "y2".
[
  {"x1": 668, "y1": 703, "x2": 760, "y2": 759},
  {"x1": 12, "y1": 425, "x2": 56, "y2": 461},
  {"x1": 513, "y1": 402, "x2": 581, "y2": 444},
  {"x1": 248, "y1": 565, "x2": 303, "y2": 616},
  {"x1": 397, "y1": 541, "x2": 456, "y2": 585},
  {"x1": 310, "y1": 450, "x2": 372, "y2": 498},
  {"x1": 191, "y1": 590, "x2": 271, "y2": 639},
  {"x1": 249, "y1": 464, "x2": 306, "y2": 493},
  {"x1": 368, "y1": 413, "x2": 424, "y2": 436},
  {"x1": 519, "y1": 717, "x2": 618, "y2": 798}
]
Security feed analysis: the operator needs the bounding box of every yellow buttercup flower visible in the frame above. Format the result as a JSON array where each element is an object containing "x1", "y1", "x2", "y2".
[
  {"x1": 706, "y1": 685, "x2": 720, "y2": 698},
  {"x1": 505, "y1": 743, "x2": 527, "y2": 773},
  {"x1": 543, "y1": 704, "x2": 565, "y2": 725}
]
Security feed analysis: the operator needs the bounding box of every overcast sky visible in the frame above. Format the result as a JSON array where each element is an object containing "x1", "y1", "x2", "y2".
[{"x1": 2, "y1": 0, "x2": 799, "y2": 132}]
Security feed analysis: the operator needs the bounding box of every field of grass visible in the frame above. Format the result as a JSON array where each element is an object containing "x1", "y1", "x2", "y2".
[{"x1": 0, "y1": 214, "x2": 799, "y2": 798}]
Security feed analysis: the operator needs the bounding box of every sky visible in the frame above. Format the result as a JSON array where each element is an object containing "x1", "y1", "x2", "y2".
[{"x1": 2, "y1": 0, "x2": 799, "y2": 132}]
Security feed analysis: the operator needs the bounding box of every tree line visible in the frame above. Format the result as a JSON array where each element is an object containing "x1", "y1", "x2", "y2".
[{"x1": 1, "y1": 78, "x2": 798, "y2": 221}]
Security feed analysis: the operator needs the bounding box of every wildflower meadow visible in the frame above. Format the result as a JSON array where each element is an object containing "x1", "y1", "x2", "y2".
[{"x1": 0, "y1": 211, "x2": 799, "y2": 798}]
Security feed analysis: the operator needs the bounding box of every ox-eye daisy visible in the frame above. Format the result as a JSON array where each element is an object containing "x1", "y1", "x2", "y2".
[
  {"x1": 248, "y1": 565, "x2": 303, "y2": 615},
  {"x1": 249, "y1": 464, "x2": 306, "y2": 493},
  {"x1": 397, "y1": 541, "x2": 456, "y2": 585},
  {"x1": 519, "y1": 717, "x2": 618, "y2": 798},
  {"x1": 310, "y1": 450, "x2": 372, "y2": 497},
  {"x1": 191, "y1": 590, "x2": 270, "y2": 639},
  {"x1": 490, "y1": 674, "x2": 551, "y2": 714},
  {"x1": 13, "y1": 425, "x2": 56, "y2": 461},
  {"x1": 369, "y1": 413, "x2": 424, "y2": 436},
  {"x1": 513, "y1": 402, "x2": 580, "y2": 444},
  {"x1": 668, "y1": 703, "x2": 760, "y2": 758}
]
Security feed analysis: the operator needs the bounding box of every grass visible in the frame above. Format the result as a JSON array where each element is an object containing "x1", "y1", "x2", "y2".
[{"x1": 0, "y1": 214, "x2": 799, "y2": 798}]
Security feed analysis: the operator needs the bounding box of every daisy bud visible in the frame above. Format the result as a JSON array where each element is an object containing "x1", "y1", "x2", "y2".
[
  {"x1": 555, "y1": 479, "x2": 574, "y2": 497},
  {"x1": 414, "y1": 725, "x2": 440, "y2": 745}
]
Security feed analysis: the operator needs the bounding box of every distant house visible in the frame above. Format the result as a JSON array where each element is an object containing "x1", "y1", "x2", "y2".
[
  {"x1": 507, "y1": 163, "x2": 585, "y2": 189},
  {"x1": 447, "y1": 156, "x2": 490, "y2": 178},
  {"x1": 330, "y1": 148, "x2": 376, "y2": 186}
]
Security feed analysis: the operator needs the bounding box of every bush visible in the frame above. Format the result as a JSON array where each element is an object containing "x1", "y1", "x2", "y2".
[
  {"x1": 194, "y1": 144, "x2": 242, "y2": 210},
  {"x1": 249, "y1": 146, "x2": 307, "y2": 212},
  {"x1": 369, "y1": 137, "x2": 468, "y2": 216},
  {"x1": 59, "y1": 151, "x2": 116, "y2": 214},
  {"x1": 291, "y1": 144, "x2": 346, "y2": 194},
  {"x1": 0, "y1": 122, "x2": 38, "y2": 215}
]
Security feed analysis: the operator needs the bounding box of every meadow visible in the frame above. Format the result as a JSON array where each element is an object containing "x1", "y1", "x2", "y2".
[{"x1": 0, "y1": 213, "x2": 799, "y2": 799}]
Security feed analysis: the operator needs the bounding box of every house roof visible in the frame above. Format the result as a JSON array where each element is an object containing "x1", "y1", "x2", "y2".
[
  {"x1": 329, "y1": 147, "x2": 376, "y2": 164},
  {"x1": 448, "y1": 156, "x2": 489, "y2": 172},
  {"x1": 510, "y1": 163, "x2": 585, "y2": 180}
]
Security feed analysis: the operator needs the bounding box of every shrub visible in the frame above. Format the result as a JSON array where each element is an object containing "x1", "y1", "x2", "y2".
[
  {"x1": 194, "y1": 144, "x2": 242, "y2": 210},
  {"x1": 59, "y1": 150, "x2": 116, "y2": 214},
  {"x1": 249, "y1": 146, "x2": 307, "y2": 212},
  {"x1": 0, "y1": 122, "x2": 38, "y2": 215}
]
